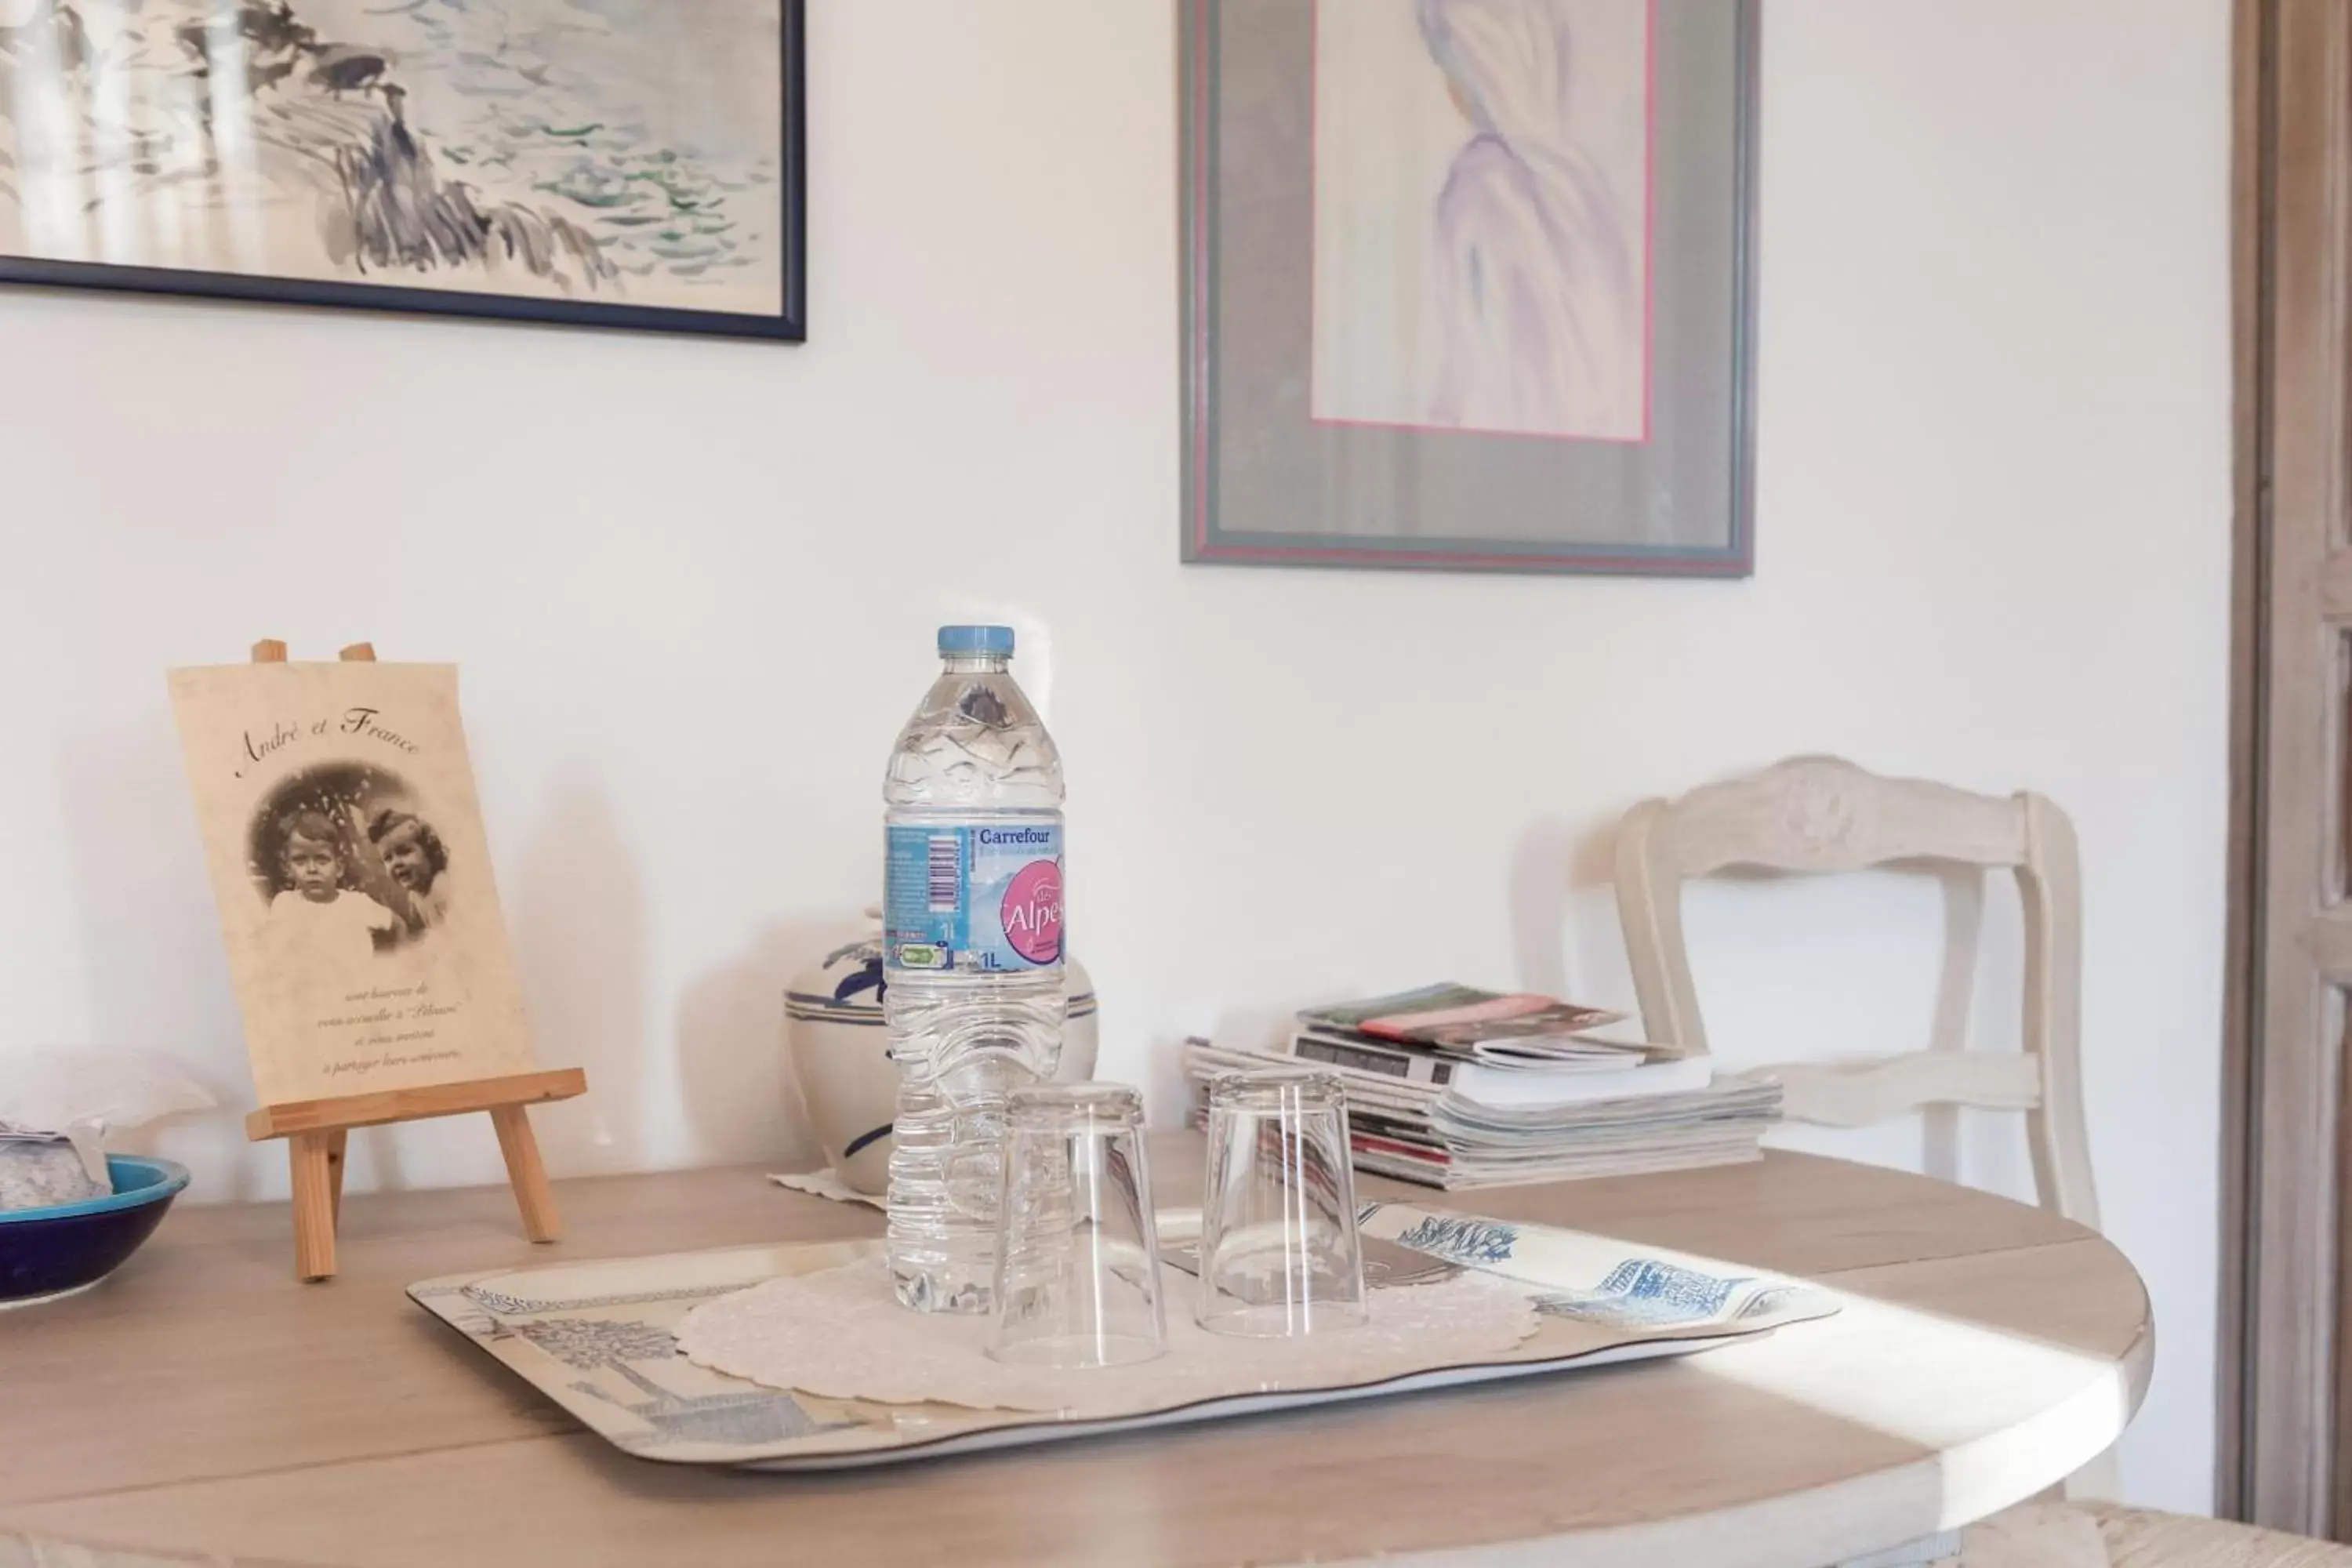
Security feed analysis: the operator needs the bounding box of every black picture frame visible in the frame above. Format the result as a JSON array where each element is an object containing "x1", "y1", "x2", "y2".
[{"x1": 0, "y1": 0, "x2": 807, "y2": 343}]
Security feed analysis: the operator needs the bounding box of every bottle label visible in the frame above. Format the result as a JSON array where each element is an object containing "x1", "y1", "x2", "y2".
[{"x1": 884, "y1": 823, "x2": 1063, "y2": 973}]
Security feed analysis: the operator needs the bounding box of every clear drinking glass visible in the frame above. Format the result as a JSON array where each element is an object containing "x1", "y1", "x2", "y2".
[
  {"x1": 987, "y1": 1083, "x2": 1166, "y2": 1368},
  {"x1": 1196, "y1": 1069, "x2": 1369, "y2": 1338}
]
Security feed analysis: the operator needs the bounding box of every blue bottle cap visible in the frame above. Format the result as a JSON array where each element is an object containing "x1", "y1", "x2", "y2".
[{"x1": 938, "y1": 625, "x2": 1015, "y2": 656}]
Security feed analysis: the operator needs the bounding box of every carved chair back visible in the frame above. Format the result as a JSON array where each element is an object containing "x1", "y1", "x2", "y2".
[{"x1": 1612, "y1": 756, "x2": 2097, "y2": 1231}]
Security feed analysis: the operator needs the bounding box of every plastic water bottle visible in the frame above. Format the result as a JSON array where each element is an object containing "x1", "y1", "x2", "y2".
[{"x1": 882, "y1": 626, "x2": 1067, "y2": 1313}]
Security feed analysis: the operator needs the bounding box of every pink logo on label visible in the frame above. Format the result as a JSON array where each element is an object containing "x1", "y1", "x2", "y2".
[{"x1": 1001, "y1": 860, "x2": 1063, "y2": 965}]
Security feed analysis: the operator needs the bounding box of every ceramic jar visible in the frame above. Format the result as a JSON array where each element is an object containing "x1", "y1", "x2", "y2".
[{"x1": 784, "y1": 911, "x2": 1098, "y2": 1196}]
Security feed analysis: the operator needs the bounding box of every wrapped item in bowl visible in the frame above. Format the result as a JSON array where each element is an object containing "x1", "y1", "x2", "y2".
[
  {"x1": 0, "y1": 1049, "x2": 217, "y2": 1213},
  {"x1": 0, "y1": 1134, "x2": 107, "y2": 1211}
]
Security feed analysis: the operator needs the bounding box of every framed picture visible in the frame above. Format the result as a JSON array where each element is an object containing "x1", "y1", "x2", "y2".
[
  {"x1": 0, "y1": 0, "x2": 805, "y2": 341},
  {"x1": 1182, "y1": 0, "x2": 1756, "y2": 575}
]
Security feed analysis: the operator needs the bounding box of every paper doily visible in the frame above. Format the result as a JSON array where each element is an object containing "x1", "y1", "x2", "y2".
[
  {"x1": 768, "y1": 1169, "x2": 884, "y2": 1210},
  {"x1": 678, "y1": 1256, "x2": 1540, "y2": 1417}
]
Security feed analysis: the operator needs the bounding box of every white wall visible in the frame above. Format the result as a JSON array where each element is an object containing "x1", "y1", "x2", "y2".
[{"x1": 0, "y1": 0, "x2": 2230, "y2": 1515}]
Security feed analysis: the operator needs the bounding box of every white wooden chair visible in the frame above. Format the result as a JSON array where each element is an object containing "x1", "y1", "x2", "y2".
[
  {"x1": 1612, "y1": 757, "x2": 2349, "y2": 1564},
  {"x1": 1613, "y1": 753, "x2": 2097, "y2": 1233}
]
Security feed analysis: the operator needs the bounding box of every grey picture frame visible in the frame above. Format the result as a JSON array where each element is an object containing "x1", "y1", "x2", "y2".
[{"x1": 1181, "y1": 0, "x2": 1759, "y2": 576}]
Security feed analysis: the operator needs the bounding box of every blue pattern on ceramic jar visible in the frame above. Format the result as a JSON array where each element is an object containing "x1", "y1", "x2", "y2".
[{"x1": 785, "y1": 909, "x2": 1097, "y2": 1196}]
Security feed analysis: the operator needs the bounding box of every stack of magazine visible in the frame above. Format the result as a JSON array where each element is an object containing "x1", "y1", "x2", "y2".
[{"x1": 1181, "y1": 984, "x2": 1780, "y2": 1189}]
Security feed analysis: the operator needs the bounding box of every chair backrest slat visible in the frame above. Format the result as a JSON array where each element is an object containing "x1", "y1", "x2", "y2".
[
  {"x1": 1759, "y1": 1051, "x2": 2042, "y2": 1127},
  {"x1": 1664, "y1": 756, "x2": 2031, "y2": 877}
]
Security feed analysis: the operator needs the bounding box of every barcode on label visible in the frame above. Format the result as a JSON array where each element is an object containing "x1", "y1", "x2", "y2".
[{"x1": 927, "y1": 834, "x2": 960, "y2": 912}]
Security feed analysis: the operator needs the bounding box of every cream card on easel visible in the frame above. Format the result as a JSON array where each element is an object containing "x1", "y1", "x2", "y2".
[{"x1": 169, "y1": 662, "x2": 536, "y2": 1106}]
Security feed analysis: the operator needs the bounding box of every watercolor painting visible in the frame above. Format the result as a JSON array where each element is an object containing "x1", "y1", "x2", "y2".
[
  {"x1": 0, "y1": 0, "x2": 803, "y2": 337},
  {"x1": 1311, "y1": 0, "x2": 1649, "y2": 441},
  {"x1": 1185, "y1": 0, "x2": 1751, "y2": 573}
]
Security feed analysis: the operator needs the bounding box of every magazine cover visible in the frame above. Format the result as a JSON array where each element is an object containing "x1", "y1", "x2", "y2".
[{"x1": 1301, "y1": 984, "x2": 1624, "y2": 1050}]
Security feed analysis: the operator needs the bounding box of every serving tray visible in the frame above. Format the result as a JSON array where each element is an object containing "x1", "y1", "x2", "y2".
[{"x1": 408, "y1": 1201, "x2": 1838, "y2": 1471}]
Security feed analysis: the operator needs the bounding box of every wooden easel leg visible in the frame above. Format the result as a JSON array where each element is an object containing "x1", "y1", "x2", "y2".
[
  {"x1": 250, "y1": 1068, "x2": 586, "y2": 1272},
  {"x1": 325, "y1": 1130, "x2": 348, "y2": 1228},
  {"x1": 288, "y1": 1133, "x2": 339, "y2": 1282},
  {"x1": 489, "y1": 1105, "x2": 561, "y2": 1243}
]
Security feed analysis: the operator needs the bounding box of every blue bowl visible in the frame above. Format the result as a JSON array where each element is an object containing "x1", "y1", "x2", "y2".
[{"x1": 0, "y1": 1155, "x2": 189, "y2": 1308}]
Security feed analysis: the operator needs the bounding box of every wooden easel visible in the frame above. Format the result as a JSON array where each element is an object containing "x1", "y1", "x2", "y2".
[{"x1": 244, "y1": 640, "x2": 587, "y2": 1281}]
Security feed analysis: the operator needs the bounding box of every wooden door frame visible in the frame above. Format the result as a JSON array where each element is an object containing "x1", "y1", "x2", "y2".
[
  {"x1": 2219, "y1": 0, "x2": 2267, "y2": 1525},
  {"x1": 2223, "y1": 0, "x2": 2352, "y2": 1534}
]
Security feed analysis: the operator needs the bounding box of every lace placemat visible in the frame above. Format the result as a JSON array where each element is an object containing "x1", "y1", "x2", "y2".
[
  {"x1": 679, "y1": 1255, "x2": 1540, "y2": 1417},
  {"x1": 768, "y1": 1169, "x2": 884, "y2": 1210}
]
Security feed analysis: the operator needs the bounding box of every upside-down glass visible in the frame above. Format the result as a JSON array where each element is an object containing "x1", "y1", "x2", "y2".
[
  {"x1": 1195, "y1": 1069, "x2": 1368, "y2": 1337},
  {"x1": 986, "y1": 1083, "x2": 1166, "y2": 1368}
]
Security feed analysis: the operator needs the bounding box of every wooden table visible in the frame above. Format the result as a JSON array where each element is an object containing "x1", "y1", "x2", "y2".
[{"x1": 0, "y1": 1138, "x2": 2151, "y2": 1568}]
